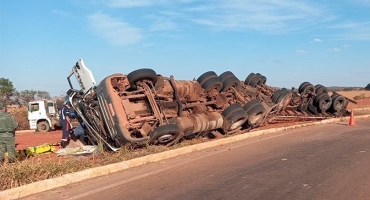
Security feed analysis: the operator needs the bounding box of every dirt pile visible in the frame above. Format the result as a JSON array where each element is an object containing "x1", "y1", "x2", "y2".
[{"x1": 7, "y1": 106, "x2": 29, "y2": 130}]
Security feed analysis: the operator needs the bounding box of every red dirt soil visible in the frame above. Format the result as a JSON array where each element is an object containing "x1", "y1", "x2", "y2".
[{"x1": 15, "y1": 130, "x2": 62, "y2": 150}]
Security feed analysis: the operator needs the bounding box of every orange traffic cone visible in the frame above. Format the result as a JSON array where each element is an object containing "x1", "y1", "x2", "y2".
[{"x1": 348, "y1": 110, "x2": 355, "y2": 126}]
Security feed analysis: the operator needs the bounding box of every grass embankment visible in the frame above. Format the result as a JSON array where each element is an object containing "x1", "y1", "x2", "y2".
[{"x1": 0, "y1": 139, "x2": 205, "y2": 191}]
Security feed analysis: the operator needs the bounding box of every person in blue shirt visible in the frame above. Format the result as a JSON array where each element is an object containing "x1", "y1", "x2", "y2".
[{"x1": 60, "y1": 96, "x2": 72, "y2": 148}]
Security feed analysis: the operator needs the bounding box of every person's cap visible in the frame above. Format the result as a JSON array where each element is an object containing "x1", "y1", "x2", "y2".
[{"x1": 0, "y1": 103, "x2": 6, "y2": 110}]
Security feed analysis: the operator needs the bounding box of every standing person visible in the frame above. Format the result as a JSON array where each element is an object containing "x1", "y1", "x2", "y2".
[
  {"x1": 0, "y1": 103, "x2": 18, "y2": 164},
  {"x1": 60, "y1": 96, "x2": 72, "y2": 148}
]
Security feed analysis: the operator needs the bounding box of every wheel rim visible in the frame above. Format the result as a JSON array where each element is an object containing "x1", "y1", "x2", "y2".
[
  {"x1": 336, "y1": 99, "x2": 344, "y2": 107},
  {"x1": 320, "y1": 99, "x2": 331, "y2": 110},
  {"x1": 230, "y1": 117, "x2": 247, "y2": 130},
  {"x1": 157, "y1": 134, "x2": 174, "y2": 144},
  {"x1": 249, "y1": 111, "x2": 264, "y2": 124}
]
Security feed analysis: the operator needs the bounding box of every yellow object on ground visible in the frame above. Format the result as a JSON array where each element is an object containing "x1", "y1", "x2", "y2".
[
  {"x1": 16, "y1": 144, "x2": 58, "y2": 158},
  {"x1": 27, "y1": 144, "x2": 56, "y2": 155}
]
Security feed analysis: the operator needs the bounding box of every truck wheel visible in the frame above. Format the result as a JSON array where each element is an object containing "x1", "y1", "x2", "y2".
[
  {"x1": 244, "y1": 73, "x2": 256, "y2": 85},
  {"x1": 222, "y1": 104, "x2": 249, "y2": 130},
  {"x1": 315, "y1": 84, "x2": 328, "y2": 94},
  {"x1": 315, "y1": 84, "x2": 323, "y2": 89},
  {"x1": 331, "y1": 93, "x2": 340, "y2": 99},
  {"x1": 37, "y1": 121, "x2": 50, "y2": 132},
  {"x1": 242, "y1": 99, "x2": 260, "y2": 113},
  {"x1": 219, "y1": 71, "x2": 235, "y2": 82},
  {"x1": 221, "y1": 76, "x2": 240, "y2": 92},
  {"x1": 298, "y1": 82, "x2": 309, "y2": 93},
  {"x1": 271, "y1": 89, "x2": 284, "y2": 103},
  {"x1": 300, "y1": 83, "x2": 315, "y2": 95},
  {"x1": 150, "y1": 124, "x2": 182, "y2": 145},
  {"x1": 331, "y1": 95, "x2": 346, "y2": 112},
  {"x1": 201, "y1": 76, "x2": 223, "y2": 92},
  {"x1": 197, "y1": 71, "x2": 218, "y2": 84},
  {"x1": 314, "y1": 93, "x2": 332, "y2": 112},
  {"x1": 255, "y1": 73, "x2": 266, "y2": 84},
  {"x1": 127, "y1": 68, "x2": 158, "y2": 89},
  {"x1": 246, "y1": 103, "x2": 266, "y2": 127},
  {"x1": 248, "y1": 76, "x2": 262, "y2": 87},
  {"x1": 276, "y1": 91, "x2": 292, "y2": 104},
  {"x1": 259, "y1": 75, "x2": 267, "y2": 84}
]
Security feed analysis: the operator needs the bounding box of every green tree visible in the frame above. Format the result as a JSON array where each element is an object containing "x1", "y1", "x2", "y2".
[
  {"x1": 0, "y1": 77, "x2": 16, "y2": 104},
  {"x1": 18, "y1": 90, "x2": 38, "y2": 103},
  {"x1": 0, "y1": 78, "x2": 54, "y2": 105},
  {"x1": 13, "y1": 90, "x2": 52, "y2": 104},
  {"x1": 36, "y1": 90, "x2": 51, "y2": 100},
  {"x1": 365, "y1": 83, "x2": 370, "y2": 90}
]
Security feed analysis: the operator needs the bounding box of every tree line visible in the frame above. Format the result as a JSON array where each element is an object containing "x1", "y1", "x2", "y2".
[{"x1": 0, "y1": 77, "x2": 55, "y2": 105}]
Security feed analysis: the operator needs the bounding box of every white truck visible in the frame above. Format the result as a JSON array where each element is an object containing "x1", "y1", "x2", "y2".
[{"x1": 28, "y1": 100, "x2": 61, "y2": 132}]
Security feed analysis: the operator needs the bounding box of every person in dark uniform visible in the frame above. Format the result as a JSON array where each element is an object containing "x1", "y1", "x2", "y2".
[
  {"x1": 60, "y1": 96, "x2": 72, "y2": 148},
  {"x1": 0, "y1": 103, "x2": 18, "y2": 163}
]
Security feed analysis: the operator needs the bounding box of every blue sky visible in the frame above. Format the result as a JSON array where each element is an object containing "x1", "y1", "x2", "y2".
[{"x1": 1, "y1": 0, "x2": 369, "y2": 96}]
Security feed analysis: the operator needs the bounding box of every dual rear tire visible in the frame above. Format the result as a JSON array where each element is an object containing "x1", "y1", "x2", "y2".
[
  {"x1": 197, "y1": 71, "x2": 223, "y2": 92},
  {"x1": 242, "y1": 100, "x2": 267, "y2": 127}
]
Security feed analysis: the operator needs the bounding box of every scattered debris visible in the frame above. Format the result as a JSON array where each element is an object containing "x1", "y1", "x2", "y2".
[{"x1": 55, "y1": 145, "x2": 97, "y2": 156}]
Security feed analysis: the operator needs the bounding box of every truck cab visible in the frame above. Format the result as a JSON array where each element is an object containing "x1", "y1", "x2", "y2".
[{"x1": 28, "y1": 100, "x2": 60, "y2": 132}]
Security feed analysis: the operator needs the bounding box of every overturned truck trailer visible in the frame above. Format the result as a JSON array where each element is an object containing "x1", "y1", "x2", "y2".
[{"x1": 67, "y1": 59, "x2": 351, "y2": 151}]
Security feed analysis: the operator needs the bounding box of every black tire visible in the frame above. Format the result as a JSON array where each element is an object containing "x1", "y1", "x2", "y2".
[
  {"x1": 331, "y1": 93, "x2": 340, "y2": 99},
  {"x1": 315, "y1": 84, "x2": 323, "y2": 89},
  {"x1": 222, "y1": 104, "x2": 248, "y2": 130},
  {"x1": 127, "y1": 68, "x2": 157, "y2": 89},
  {"x1": 271, "y1": 89, "x2": 284, "y2": 103},
  {"x1": 201, "y1": 76, "x2": 223, "y2": 92},
  {"x1": 260, "y1": 76, "x2": 267, "y2": 84},
  {"x1": 276, "y1": 91, "x2": 292, "y2": 104},
  {"x1": 298, "y1": 82, "x2": 310, "y2": 93},
  {"x1": 248, "y1": 76, "x2": 262, "y2": 87},
  {"x1": 150, "y1": 124, "x2": 182, "y2": 145},
  {"x1": 246, "y1": 103, "x2": 266, "y2": 127},
  {"x1": 331, "y1": 95, "x2": 347, "y2": 112},
  {"x1": 255, "y1": 73, "x2": 266, "y2": 84},
  {"x1": 222, "y1": 103, "x2": 243, "y2": 118},
  {"x1": 37, "y1": 121, "x2": 50, "y2": 132},
  {"x1": 219, "y1": 71, "x2": 235, "y2": 82},
  {"x1": 314, "y1": 93, "x2": 332, "y2": 112},
  {"x1": 221, "y1": 76, "x2": 240, "y2": 92},
  {"x1": 315, "y1": 85, "x2": 328, "y2": 94},
  {"x1": 197, "y1": 71, "x2": 218, "y2": 85},
  {"x1": 244, "y1": 73, "x2": 256, "y2": 85},
  {"x1": 243, "y1": 99, "x2": 260, "y2": 113},
  {"x1": 300, "y1": 83, "x2": 315, "y2": 95}
]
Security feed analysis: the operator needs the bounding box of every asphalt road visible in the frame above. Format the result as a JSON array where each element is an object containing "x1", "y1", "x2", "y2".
[{"x1": 21, "y1": 118, "x2": 370, "y2": 200}]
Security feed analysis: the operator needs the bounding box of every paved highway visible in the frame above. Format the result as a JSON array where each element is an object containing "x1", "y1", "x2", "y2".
[{"x1": 22, "y1": 118, "x2": 370, "y2": 200}]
